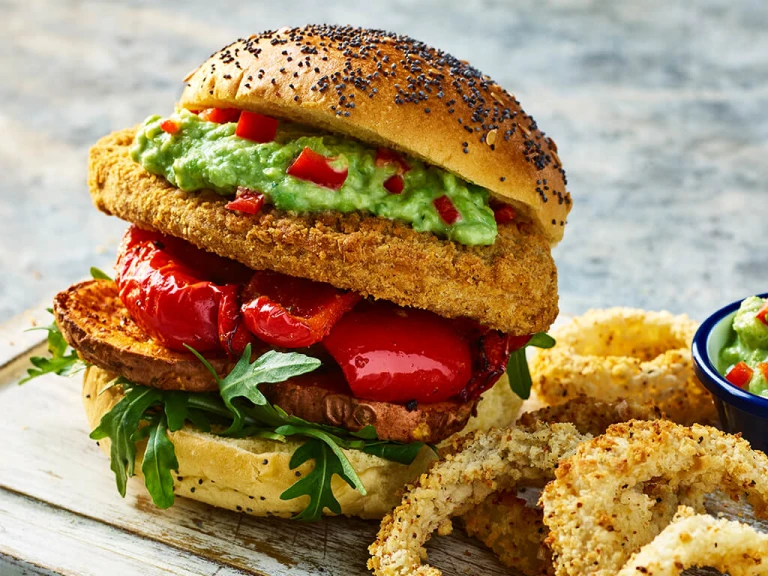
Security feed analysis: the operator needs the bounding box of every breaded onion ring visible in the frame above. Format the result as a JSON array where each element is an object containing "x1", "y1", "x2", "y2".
[
  {"x1": 367, "y1": 422, "x2": 585, "y2": 576},
  {"x1": 460, "y1": 491, "x2": 553, "y2": 576},
  {"x1": 517, "y1": 395, "x2": 664, "y2": 436},
  {"x1": 616, "y1": 506, "x2": 768, "y2": 576},
  {"x1": 458, "y1": 398, "x2": 663, "y2": 576},
  {"x1": 530, "y1": 308, "x2": 716, "y2": 425},
  {"x1": 541, "y1": 420, "x2": 768, "y2": 576}
]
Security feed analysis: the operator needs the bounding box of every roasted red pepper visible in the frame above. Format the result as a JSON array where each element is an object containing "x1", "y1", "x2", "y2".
[
  {"x1": 115, "y1": 226, "x2": 252, "y2": 354},
  {"x1": 225, "y1": 188, "x2": 265, "y2": 215},
  {"x1": 458, "y1": 331, "x2": 529, "y2": 401},
  {"x1": 160, "y1": 120, "x2": 180, "y2": 135},
  {"x1": 433, "y1": 195, "x2": 462, "y2": 224},
  {"x1": 241, "y1": 270, "x2": 361, "y2": 348},
  {"x1": 756, "y1": 304, "x2": 768, "y2": 326},
  {"x1": 235, "y1": 111, "x2": 279, "y2": 143},
  {"x1": 287, "y1": 147, "x2": 348, "y2": 190},
  {"x1": 198, "y1": 108, "x2": 241, "y2": 124},
  {"x1": 725, "y1": 361, "x2": 754, "y2": 388},
  {"x1": 323, "y1": 301, "x2": 474, "y2": 403}
]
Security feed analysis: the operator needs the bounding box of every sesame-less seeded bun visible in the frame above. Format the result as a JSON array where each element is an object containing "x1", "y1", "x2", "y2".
[
  {"x1": 83, "y1": 366, "x2": 522, "y2": 519},
  {"x1": 179, "y1": 25, "x2": 571, "y2": 244}
]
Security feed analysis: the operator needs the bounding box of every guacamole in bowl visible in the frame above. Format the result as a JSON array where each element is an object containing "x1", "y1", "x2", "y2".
[{"x1": 718, "y1": 296, "x2": 768, "y2": 397}]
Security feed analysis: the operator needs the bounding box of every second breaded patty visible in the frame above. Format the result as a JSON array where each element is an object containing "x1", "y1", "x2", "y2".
[{"x1": 88, "y1": 129, "x2": 558, "y2": 334}]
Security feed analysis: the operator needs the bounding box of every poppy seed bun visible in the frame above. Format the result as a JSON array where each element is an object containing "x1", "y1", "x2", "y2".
[
  {"x1": 83, "y1": 366, "x2": 521, "y2": 519},
  {"x1": 179, "y1": 25, "x2": 571, "y2": 244}
]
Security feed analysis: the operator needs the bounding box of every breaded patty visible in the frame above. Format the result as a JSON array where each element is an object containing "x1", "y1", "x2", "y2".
[{"x1": 88, "y1": 129, "x2": 558, "y2": 334}]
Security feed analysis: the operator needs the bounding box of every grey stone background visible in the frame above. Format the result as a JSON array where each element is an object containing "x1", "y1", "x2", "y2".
[{"x1": 2, "y1": 0, "x2": 767, "y2": 323}]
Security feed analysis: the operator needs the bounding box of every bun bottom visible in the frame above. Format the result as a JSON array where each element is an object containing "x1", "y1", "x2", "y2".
[
  {"x1": 83, "y1": 366, "x2": 438, "y2": 518},
  {"x1": 83, "y1": 366, "x2": 522, "y2": 519}
]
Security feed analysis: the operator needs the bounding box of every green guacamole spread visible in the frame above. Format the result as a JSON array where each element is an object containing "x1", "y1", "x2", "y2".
[
  {"x1": 131, "y1": 110, "x2": 498, "y2": 245},
  {"x1": 718, "y1": 296, "x2": 768, "y2": 397}
]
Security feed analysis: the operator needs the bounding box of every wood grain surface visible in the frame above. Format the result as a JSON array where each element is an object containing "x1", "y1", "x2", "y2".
[{"x1": 0, "y1": 310, "x2": 763, "y2": 576}]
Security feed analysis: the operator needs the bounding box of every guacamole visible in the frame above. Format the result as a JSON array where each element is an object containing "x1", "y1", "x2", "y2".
[
  {"x1": 131, "y1": 110, "x2": 498, "y2": 246},
  {"x1": 718, "y1": 296, "x2": 768, "y2": 397}
]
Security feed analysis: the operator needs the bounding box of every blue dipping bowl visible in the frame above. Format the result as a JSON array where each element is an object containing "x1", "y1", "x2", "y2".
[{"x1": 692, "y1": 292, "x2": 768, "y2": 453}]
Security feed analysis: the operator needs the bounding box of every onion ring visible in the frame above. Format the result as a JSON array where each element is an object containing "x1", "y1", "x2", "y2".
[
  {"x1": 517, "y1": 395, "x2": 664, "y2": 436},
  {"x1": 367, "y1": 422, "x2": 585, "y2": 576},
  {"x1": 530, "y1": 308, "x2": 717, "y2": 425},
  {"x1": 541, "y1": 420, "x2": 768, "y2": 576},
  {"x1": 458, "y1": 397, "x2": 663, "y2": 576},
  {"x1": 616, "y1": 506, "x2": 768, "y2": 576}
]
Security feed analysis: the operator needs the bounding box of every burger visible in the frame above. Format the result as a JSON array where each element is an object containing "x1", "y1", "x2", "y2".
[{"x1": 31, "y1": 25, "x2": 570, "y2": 520}]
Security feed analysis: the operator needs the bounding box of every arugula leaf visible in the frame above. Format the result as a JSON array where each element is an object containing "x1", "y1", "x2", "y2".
[
  {"x1": 507, "y1": 332, "x2": 557, "y2": 400},
  {"x1": 89, "y1": 386, "x2": 163, "y2": 496},
  {"x1": 275, "y1": 425, "x2": 366, "y2": 495},
  {"x1": 163, "y1": 391, "x2": 189, "y2": 432},
  {"x1": 528, "y1": 332, "x2": 556, "y2": 349},
  {"x1": 141, "y1": 414, "x2": 179, "y2": 509},
  {"x1": 90, "y1": 267, "x2": 113, "y2": 281},
  {"x1": 20, "y1": 317, "x2": 86, "y2": 384},
  {"x1": 279, "y1": 440, "x2": 360, "y2": 520},
  {"x1": 186, "y1": 343, "x2": 321, "y2": 434},
  {"x1": 362, "y1": 441, "x2": 426, "y2": 464}
]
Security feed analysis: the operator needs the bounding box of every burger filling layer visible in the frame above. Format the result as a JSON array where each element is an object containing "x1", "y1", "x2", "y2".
[
  {"x1": 116, "y1": 225, "x2": 528, "y2": 404},
  {"x1": 131, "y1": 109, "x2": 505, "y2": 246}
]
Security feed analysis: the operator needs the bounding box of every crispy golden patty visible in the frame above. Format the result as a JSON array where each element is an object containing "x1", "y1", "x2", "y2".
[{"x1": 88, "y1": 129, "x2": 558, "y2": 334}]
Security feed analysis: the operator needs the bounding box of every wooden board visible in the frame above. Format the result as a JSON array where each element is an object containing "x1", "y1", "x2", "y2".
[
  {"x1": 1, "y1": 308, "x2": 764, "y2": 576},
  {"x1": 0, "y1": 309, "x2": 513, "y2": 576}
]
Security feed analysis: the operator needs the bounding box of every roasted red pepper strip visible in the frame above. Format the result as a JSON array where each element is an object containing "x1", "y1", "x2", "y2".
[
  {"x1": 198, "y1": 107, "x2": 241, "y2": 124},
  {"x1": 115, "y1": 226, "x2": 252, "y2": 354},
  {"x1": 323, "y1": 301, "x2": 473, "y2": 403},
  {"x1": 225, "y1": 188, "x2": 265, "y2": 215},
  {"x1": 241, "y1": 270, "x2": 361, "y2": 348},
  {"x1": 756, "y1": 304, "x2": 768, "y2": 326},
  {"x1": 235, "y1": 111, "x2": 279, "y2": 143},
  {"x1": 725, "y1": 361, "x2": 754, "y2": 388},
  {"x1": 287, "y1": 147, "x2": 348, "y2": 190},
  {"x1": 433, "y1": 195, "x2": 462, "y2": 224}
]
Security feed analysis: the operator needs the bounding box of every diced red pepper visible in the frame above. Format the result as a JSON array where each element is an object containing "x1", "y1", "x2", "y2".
[
  {"x1": 235, "y1": 111, "x2": 279, "y2": 143},
  {"x1": 375, "y1": 148, "x2": 410, "y2": 173},
  {"x1": 760, "y1": 362, "x2": 768, "y2": 382},
  {"x1": 725, "y1": 361, "x2": 754, "y2": 388},
  {"x1": 160, "y1": 120, "x2": 180, "y2": 135},
  {"x1": 198, "y1": 108, "x2": 241, "y2": 124},
  {"x1": 225, "y1": 188, "x2": 265, "y2": 215},
  {"x1": 383, "y1": 174, "x2": 405, "y2": 195},
  {"x1": 433, "y1": 195, "x2": 462, "y2": 224},
  {"x1": 492, "y1": 203, "x2": 516, "y2": 224},
  {"x1": 286, "y1": 147, "x2": 348, "y2": 190},
  {"x1": 756, "y1": 303, "x2": 768, "y2": 326},
  {"x1": 241, "y1": 270, "x2": 361, "y2": 348}
]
